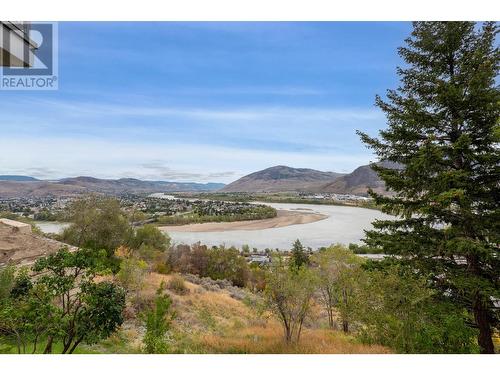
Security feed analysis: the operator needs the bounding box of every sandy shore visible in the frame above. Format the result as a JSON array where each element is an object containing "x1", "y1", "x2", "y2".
[{"x1": 158, "y1": 209, "x2": 328, "y2": 233}]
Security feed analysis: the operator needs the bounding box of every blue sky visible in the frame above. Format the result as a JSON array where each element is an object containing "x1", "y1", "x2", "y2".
[{"x1": 0, "y1": 22, "x2": 412, "y2": 182}]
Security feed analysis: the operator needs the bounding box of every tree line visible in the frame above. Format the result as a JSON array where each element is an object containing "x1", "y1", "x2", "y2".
[{"x1": 264, "y1": 242, "x2": 479, "y2": 353}]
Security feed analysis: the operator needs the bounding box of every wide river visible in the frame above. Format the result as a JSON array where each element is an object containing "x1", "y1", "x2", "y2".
[
  {"x1": 161, "y1": 202, "x2": 392, "y2": 250},
  {"x1": 35, "y1": 202, "x2": 392, "y2": 251}
]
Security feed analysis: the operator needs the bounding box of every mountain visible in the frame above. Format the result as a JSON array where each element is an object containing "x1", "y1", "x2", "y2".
[
  {"x1": 0, "y1": 181, "x2": 87, "y2": 199},
  {"x1": 0, "y1": 177, "x2": 225, "y2": 199},
  {"x1": 220, "y1": 165, "x2": 345, "y2": 193},
  {"x1": 58, "y1": 177, "x2": 225, "y2": 194},
  {"x1": 317, "y1": 164, "x2": 383, "y2": 196},
  {"x1": 0, "y1": 175, "x2": 39, "y2": 181},
  {"x1": 220, "y1": 163, "x2": 401, "y2": 195},
  {"x1": 315, "y1": 161, "x2": 401, "y2": 196}
]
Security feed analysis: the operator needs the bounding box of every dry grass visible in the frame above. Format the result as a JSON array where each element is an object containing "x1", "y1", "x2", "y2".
[
  {"x1": 97, "y1": 271, "x2": 391, "y2": 354},
  {"x1": 167, "y1": 274, "x2": 190, "y2": 295},
  {"x1": 197, "y1": 323, "x2": 391, "y2": 354}
]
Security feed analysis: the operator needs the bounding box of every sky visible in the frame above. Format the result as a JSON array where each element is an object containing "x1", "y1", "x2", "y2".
[{"x1": 0, "y1": 22, "x2": 412, "y2": 183}]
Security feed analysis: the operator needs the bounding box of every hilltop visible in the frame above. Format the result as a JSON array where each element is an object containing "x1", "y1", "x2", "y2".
[
  {"x1": 316, "y1": 161, "x2": 400, "y2": 196},
  {"x1": 220, "y1": 163, "x2": 396, "y2": 195},
  {"x1": 220, "y1": 165, "x2": 344, "y2": 193}
]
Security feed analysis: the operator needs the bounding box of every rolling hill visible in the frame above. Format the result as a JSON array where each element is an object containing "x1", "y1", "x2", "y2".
[
  {"x1": 220, "y1": 163, "x2": 399, "y2": 195},
  {"x1": 220, "y1": 165, "x2": 345, "y2": 193},
  {"x1": 58, "y1": 177, "x2": 225, "y2": 194},
  {"x1": 0, "y1": 175, "x2": 39, "y2": 181},
  {"x1": 0, "y1": 177, "x2": 225, "y2": 198},
  {"x1": 316, "y1": 162, "x2": 399, "y2": 195}
]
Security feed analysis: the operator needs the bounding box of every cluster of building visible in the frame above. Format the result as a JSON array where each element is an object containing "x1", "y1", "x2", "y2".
[
  {"x1": 120, "y1": 195, "x2": 195, "y2": 216},
  {"x1": 193, "y1": 200, "x2": 255, "y2": 216},
  {"x1": 120, "y1": 195, "x2": 267, "y2": 220},
  {"x1": 0, "y1": 196, "x2": 70, "y2": 219},
  {"x1": 299, "y1": 193, "x2": 372, "y2": 202}
]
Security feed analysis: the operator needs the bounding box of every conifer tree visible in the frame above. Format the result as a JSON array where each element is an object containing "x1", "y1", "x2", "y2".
[
  {"x1": 358, "y1": 22, "x2": 499, "y2": 353},
  {"x1": 290, "y1": 239, "x2": 310, "y2": 270}
]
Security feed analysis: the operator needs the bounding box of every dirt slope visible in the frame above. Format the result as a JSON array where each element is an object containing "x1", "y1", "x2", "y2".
[{"x1": 0, "y1": 221, "x2": 75, "y2": 266}]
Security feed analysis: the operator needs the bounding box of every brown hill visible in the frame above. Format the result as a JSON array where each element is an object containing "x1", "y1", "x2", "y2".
[
  {"x1": 57, "y1": 177, "x2": 225, "y2": 194},
  {"x1": 0, "y1": 177, "x2": 225, "y2": 198},
  {"x1": 317, "y1": 161, "x2": 400, "y2": 196},
  {"x1": 0, "y1": 180, "x2": 86, "y2": 199},
  {"x1": 220, "y1": 165, "x2": 344, "y2": 193},
  {"x1": 220, "y1": 163, "x2": 400, "y2": 196}
]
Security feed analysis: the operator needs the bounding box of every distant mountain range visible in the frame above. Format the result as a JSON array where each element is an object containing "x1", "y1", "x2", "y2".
[
  {"x1": 0, "y1": 162, "x2": 397, "y2": 199},
  {"x1": 57, "y1": 177, "x2": 225, "y2": 194},
  {"x1": 221, "y1": 163, "x2": 398, "y2": 195},
  {"x1": 0, "y1": 176, "x2": 225, "y2": 198},
  {"x1": 0, "y1": 175, "x2": 39, "y2": 182}
]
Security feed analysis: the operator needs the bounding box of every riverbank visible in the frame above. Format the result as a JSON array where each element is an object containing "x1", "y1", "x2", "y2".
[
  {"x1": 173, "y1": 192, "x2": 381, "y2": 211},
  {"x1": 159, "y1": 209, "x2": 327, "y2": 232}
]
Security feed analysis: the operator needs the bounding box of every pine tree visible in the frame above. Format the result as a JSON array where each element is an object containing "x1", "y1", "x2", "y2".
[
  {"x1": 290, "y1": 239, "x2": 309, "y2": 270},
  {"x1": 358, "y1": 22, "x2": 499, "y2": 354}
]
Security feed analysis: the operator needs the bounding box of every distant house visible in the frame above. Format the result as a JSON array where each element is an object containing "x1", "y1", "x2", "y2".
[
  {"x1": 248, "y1": 254, "x2": 271, "y2": 265},
  {"x1": 0, "y1": 22, "x2": 37, "y2": 67}
]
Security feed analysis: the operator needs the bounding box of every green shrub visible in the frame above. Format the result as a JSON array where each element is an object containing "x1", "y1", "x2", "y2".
[
  {"x1": 132, "y1": 224, "x2": 170, "y2": 252},
  {"x1": 116, "y1": 258, "x2": 148, "y2": 292},
  {"x1": 141, "y1": 283, "x2": 175, "y2": 354}
]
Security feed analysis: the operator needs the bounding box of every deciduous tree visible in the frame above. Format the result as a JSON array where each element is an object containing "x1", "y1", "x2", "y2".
[
  {"x1": 31, "y1": 248, "x2": 126, "y2": 353},
  {"x1": 61, "y1": 195, "x2": 133, "y2": 257},
  {"x1": 265, "y1": 256, "x2": 317, "y2": 343},
  {"x1": 312, "y1": 245, "x2": 362, "y2": 332}
]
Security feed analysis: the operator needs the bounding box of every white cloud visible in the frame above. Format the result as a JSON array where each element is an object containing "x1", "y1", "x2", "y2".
[
  {"x1": 0, "y1": 96, "x2": 383, "y2": 181},
  {"x1": 9, "y1": 97, "x2": 382, "y2": 122},
  {"x1": 0, "y1": 136, "x2": 372, "y2": 182}
]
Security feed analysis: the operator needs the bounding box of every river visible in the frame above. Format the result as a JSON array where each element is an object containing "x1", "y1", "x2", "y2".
[
  {"x1": 34, "y1": 221, "x2": 71, "y2": 234},
  {"x1": 34, "y1": 202, "x2": 392, "y2": 251},
  {"x1": 161, "y1": 202, "x2": 392, "y2": 250}
]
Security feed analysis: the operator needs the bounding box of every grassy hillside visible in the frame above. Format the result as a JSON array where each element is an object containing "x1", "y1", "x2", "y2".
[{"x1": 85, "y1": 273, "x2": 390, "y2": 354}]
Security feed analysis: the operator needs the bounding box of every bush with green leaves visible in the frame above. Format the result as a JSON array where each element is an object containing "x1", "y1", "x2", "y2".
[
  {"x1": 312, "y1": 245, "x2": 363, "y2": 332},
  {"x1": 141, "y1": 282, "x2": 175, "y2": 354},
  {"x1": 132, "y1": 224, "x2": 170, "y2": 253},
  {"x1": 116, "y1": 257, "x2": 148, "y2": 293},
  {"x1": 264, "y1": 256, "x2": 317, "y2": 343},
  {"x1": 0, "y1": 248, "x2": 126, "y2": 354},
  {"x1": 353, "y1": 263, "x2": 479, "y2": 353},
  {"x1": 0, "y1": 265, "x2": 15, "y2": 301},
  {"x1": 205, "y1": 246, "x2": 250, "y2": 287},
  {"x1": 61, "y1": 195, "x2": 133, "y2": 258}
]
